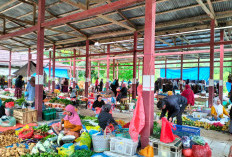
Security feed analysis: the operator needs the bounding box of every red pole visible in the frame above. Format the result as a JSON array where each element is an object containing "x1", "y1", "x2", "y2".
[
  {"x1": 48, "y1": 51, "x2": 51, "y2": 91},
  {"x1": 165, "y1": 58, "x2": 167, "y2": 78},
  {"x1": 180, "y1": 54, "x2": 183, "y2": 91},
  {"x1": 85, "y1": 40, "x2": 89, "y2": 97},
  {"x1": 209, "y1": 19, "x2": 215, "y2": 107},
  {"x1": 198, "y1": 57, "x2": 200, "y2": 81},
  {"x1": 138, "y1": 61, "x2": 140, "y2": 82},
  {"x1": 98, "y1": 62, "x2": 100, "y2": 78},
  {"x1": 113, "y1": 59, "x2": 115, "y2": 79},
  {"x1": 27, "y1": 48, "x2": 31, "y2": 81},
  {"x1": 141, "y1": 0, "x2": 155, "y2": 148},
  {"x1": 69, "y1": 58, "x2": 72, "y2": 87},
  {"x1": 116, "y1": 62, "x2": 118, "y2": 79},
  {"x1": 106, "y1": 44, "x2": 110, "y2": 90},
  {"x1": 8, "y1": 50, "x2": 12, "y2": 88},
  {"x1": 73, "y1": 49, "x2": 76, "y2": 88},
  {"x1": 35, "y1": 0, "x2": 45, "y2": 121},
  {"x1": 52, "y1": 44, "x2": 56, "y2": 92},
  {"x1": 132, "y1": 31, "x2": 138, "y2": 99},
  {"x1": 219, "y1": 29, "x2": 224, "y2": 102}
]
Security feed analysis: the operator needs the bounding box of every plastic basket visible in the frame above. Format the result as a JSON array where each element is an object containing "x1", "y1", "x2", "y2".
[
  {"x1": 110, "y1": 137, "x2": 138, "y2": 156},
  {"x1": 172, "y1": 125, "x2": 200, "y2": 138},
  {"x1": 92, "y1": 128, "x2": 112, "y2": 152}
]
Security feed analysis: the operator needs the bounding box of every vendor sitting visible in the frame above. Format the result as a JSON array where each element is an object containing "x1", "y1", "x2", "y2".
[
  {"x1": 52, "y1": 105, "x2": 82, "y2": 138},
  {"x1": 98, "y1": 104, "x2": 118, "y2": 130},
  {"x1": 116, "y1": 83, "x2": 127, "y2": 101},
  {"x1": 92, "y1": 95, "x2": 105, "y2": 109},
  {"x1": 211, "y1": 98, "x2": 229, "y2": 121}
]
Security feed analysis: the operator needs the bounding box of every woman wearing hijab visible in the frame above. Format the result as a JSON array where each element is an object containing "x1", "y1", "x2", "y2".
[
  {"x1": 211, "y1": 98, "x2": 229, "y2": 121},
  {"x1": 92, "y1": 95, "x2": 105, "y2": 109},
  {"x1": 52, "y1": 105, "x2": 82, "y2": 138},
  {"x1": 181, "y1": 84, "x2": 195, "y2": 113},
  {"x1": 14, "y1": 75, "x2": 24, "y2": 99},
  {"x1": 26, "y1": 77, "x2": 35, "y2": 101},
  {"x1": 98, "y1": 104, "x2": 118, "y2": 130}
]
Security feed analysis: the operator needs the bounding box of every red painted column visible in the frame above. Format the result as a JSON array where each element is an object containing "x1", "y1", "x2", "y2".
[
  {"x1": 116, "y1": 62, "x2": 119, "y2": 79},
  {"x1": 52, "y1": 44, "x2": 56, "y2": 92},
  {"x1": 180, "y1": 54, "x2": 183, "y2": 91},
  {"x1": 73, "y1": 49, "x2": 76, "y2": 88},
  {"x1": 106, "y1": 44, "x2": 110, "y2": 90},
  {"x1": 138, "y1": 61, "x2": 140, "y2": 82},
  {"x1": 48, "y1": 51, "x2": 51, "y2": 91},
  {"x1": 141, "y1": 0, "x2": 156, "y2": 148},
  {"x1": 27, "y1": 48, "x2": 31, "y2": 81},
  {"x1": 8, "y1": 50, "x2": 12, "y2": 88},
  {"x1": 132, "y1": 31, "x2": 138, "y2": 99},
  {"x1": 198, "y1": 57, "x2": 200, "y2": 81},
  {"x1": 98, "y1": 62, "x2": 100, "y2": 78},
  {"x1": 35, "y1": 0, "x2": 45, "y2": 121},
  {"x1": 113, "y1": 59, "x2": 115, "y2": 79},
  {"x1": 69, "y1": 58, "x2": 72, "y2": 87},
  {"x1": 208, "y1": 19, "x2": 215, "y2": 107},
  {"x1": 219, "y1": 29, "x2": 224, "y2": 102},
  {"x1": 165, "y1": 58, "x2": 167, "y2": 78},
  {"x1": 85, "y1": 40, "x2": 89, "y2": 97}
]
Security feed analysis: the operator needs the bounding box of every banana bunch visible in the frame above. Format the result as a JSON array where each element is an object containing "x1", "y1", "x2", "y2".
[{"x1": 203, "y1": 123, "x2": 211, "y2": 130}]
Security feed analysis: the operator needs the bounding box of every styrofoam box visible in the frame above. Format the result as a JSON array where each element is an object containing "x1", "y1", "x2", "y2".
[
  {"x1": 192, "y1": 112, "x2": 208, "y2": 119},
  {"x1": 110, "y1": 137, "x2": 138, "y2": 156}
]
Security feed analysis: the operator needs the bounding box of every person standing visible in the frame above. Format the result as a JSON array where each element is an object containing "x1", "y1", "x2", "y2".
[
  {"x1": 99, "y1": 79, "x2": 103, "y2": 92},
  {"x1": 95, "y1": 78, "x2": 99, "y2": 92},
  {"x1": 14, "y1": 75, "x2": 24, "y2": 99},
  {"x1": 181, "y1": 84, "x2": 195, "y2": 113},
  {"x1": 157, "y1": 95, "x2": 187, "y2": 125},
  {"x1": 26, "y1": 77, "x2": 35, "y2": 101},
  {"x1": 61, "y1": 78, "x2": 69, "y2": 93}
]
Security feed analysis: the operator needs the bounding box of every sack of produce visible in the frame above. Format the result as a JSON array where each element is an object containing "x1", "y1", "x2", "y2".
[
  {"x1": 16, "y1": 125, "x2": 30, "y2": 135},
  {"x1": 75, "y1": 132, "x2": 91, "y2": 149},
  {"x1": 192, "y1": 143, "x2": 212, "y2": 157},
  {"x1": 18, "y1": 128, "x2": 34, "y2": 139}
]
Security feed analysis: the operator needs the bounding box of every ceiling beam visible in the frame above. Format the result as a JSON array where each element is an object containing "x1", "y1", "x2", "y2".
[
  {"x1": 156, "y1": 38, "x2": 173, "y2": 47},
  {"x1": 0, "y1": 14, "x2": 33, "y2": 25},
  {"x1": 60, "y1": 0, "x2": 136, "y2": 31},
  {"x1": 0, "y1": 0, "x2": 17, "y2": 11}
]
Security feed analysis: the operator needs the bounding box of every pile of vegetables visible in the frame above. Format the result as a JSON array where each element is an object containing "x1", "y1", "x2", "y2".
[
  {"x1": 22, "y1": 152, "x2": 60, "y2": 157},
  {"x1": 70, "y1": 149, "x2": 94, "y2": 157},
  {"x1": 33, "y1": 124, "x2": 50, "y2": 133},
  {"x1": 0, "y1": 129, "x2": 15, "y2": 135},
  {"x1": 0, "y1": 134, "x2": 22, "y2": 147},
  {"x1": 80, "y1": 115, "x2": 99, "y2": 123},
  {"x1": 15, "y1": 97, "x2": 26, "y2": 106},
  {"x1": 0, "y1": 144, "x2": 32, "y2": 157},
  {"x1": 3, "y1": 98, "x2": 14, "y2": 106},
  {"x1": 152, "y1": 121, "x2": 161, "y2": 138},
  {"x1": 49, "y1": 98, "x2": 73, "y2": 106}
]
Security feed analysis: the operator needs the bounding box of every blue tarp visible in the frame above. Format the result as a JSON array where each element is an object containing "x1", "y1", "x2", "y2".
[
  {"x1": 160, "y1": 67, "x2": 210, "y2": 80},
  {"x1": 32, "y1": 68, "x2": 69, "y2": 78},
  {"x1": 226, "y1": 82, "x2": 231, "y2": 92}
]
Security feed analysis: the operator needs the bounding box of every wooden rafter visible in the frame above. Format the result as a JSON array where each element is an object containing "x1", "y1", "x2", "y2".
[
  {"x1": 0, "y1": 0, "x2": 17, "y2": 11},
  {"x1": 60, "y1": 0, "x2": 136, "y2": 31},
  {"x1": 10, "y1": 38, "x2": 30, "y2": 47},
  {"x1": 156, "y1": 38, "x2": 173, "y2": 47}
]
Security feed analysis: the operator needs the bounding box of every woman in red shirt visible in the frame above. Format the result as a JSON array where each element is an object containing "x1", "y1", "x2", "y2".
[{"x1": 181, "y1": 84, "x2": 195, "y2": 114}]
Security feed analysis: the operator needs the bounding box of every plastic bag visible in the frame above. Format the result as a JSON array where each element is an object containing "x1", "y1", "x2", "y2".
[
  {"x1": 75, "y1": 132, "x2": 91, "y2": 149},
  {"x1": 182, "y1": 136, "x2": 191, "y2": 148},
  {"x1": 5, "y1": 102, "x2": 14, "y2": 108},
  {"x1": 192, "y1": 136, "x2": 205, "y2": 145},
  {"x1": 160, "y1": 117, "x2": 176, "y2": 143},
  {"x1": 192, "y1": 143, "x2": 212, "y2": 157},
  {"x1": 18, "y1": 128, "x2": 34, "y2": 139},
  {"x1": 139, "y1": 145, "x2": 154, "y2": 157},
  {"x1": 16, "y1": 125, "x2": 30, "y2": 135},
  {"x1": 58, "y1": 143, "x2": 75, "y2": 156}
]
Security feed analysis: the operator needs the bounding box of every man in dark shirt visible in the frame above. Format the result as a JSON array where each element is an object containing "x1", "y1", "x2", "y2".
[{"x1": 157, "y1": 95, "x2": 187, "y2": 125}]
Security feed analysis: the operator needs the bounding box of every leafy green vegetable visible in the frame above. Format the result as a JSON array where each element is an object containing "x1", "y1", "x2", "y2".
[
  {"x1": 70, "y1": 149, "x2": 94, "y2": 157},
  {"x1": 22, "y1": 152, "x2": 61, "y2": 157},
  {"x1": 152, "y1": 121, "x2": 161, "y2": 138},
  {"x1": 15, "y1": 97, "x2": 26, "y2": 106},
  {"x1": 34, "y1": 124, "x2": 51, "y2": 132}
]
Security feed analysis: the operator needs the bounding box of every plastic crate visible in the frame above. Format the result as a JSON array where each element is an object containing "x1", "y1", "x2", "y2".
[
  {"x1": 172, "y1": 125, "x2": 200, "y2": 138},
  {"x1": 150, "y1": 137, "x2": 182, "y2": 157},
  {"x1": 110, "y1": 137, "x2": 138, "y2": 156},
  {"x1": 42, "y1": 109, "x2": 57, "y2": 121}
]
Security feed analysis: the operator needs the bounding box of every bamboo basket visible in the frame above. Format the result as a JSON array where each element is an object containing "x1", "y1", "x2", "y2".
[{"x1": 13, "y1": 108, "x2": 37, "y2": 124}]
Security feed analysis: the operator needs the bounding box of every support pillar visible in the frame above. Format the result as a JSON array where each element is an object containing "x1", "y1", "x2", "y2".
[
  {"x1": 141, "y1": 0, "x2": 156, "y2": 148},
  {"x1": 165, "y1": 58, "x2": 167, "y2": 78},
  {"x1": 35, "y1": 0, "x2": 45, "y2": 121},
  {"x1": 73, "y1": 49, "x2": 76, "y2": 88},
  {"x1": 113, "y1": 59, "x2": 115, "y2": 79},
  {"x1": 209, "y1": 19, "x2": 215, "y2": 107},
  {"x1": 52, "y1": 44, "x2": 56, "y2": 92},
  {"x1": 69, "y1": 58, "x2": 72, "y2": 87},
  {"x1": 132, "y1": 31, "x2": 138, "y2": 99},
  {"x1": 106, "y1": 44, "x2": 110, "y2": 90},
  {"x1": 48, "y1": 51, "x2": 51, "y2": 91},
  {"x1": 98, "y1": 62, "x2": 100, "y2": 78},
  {"x1": 180, "y1": 54, "x2": 183, "y2": 91},
  {"x1": 198, "y1": 57, "x2": 200, "y2": 81},
  {"x1": 85, "y1": 40, "x2": 89, "y2": 97},
  {"x1": 27, "y1": 48, "x2": 31, "y2": 81},
  {"x1": 116, "y1": 62, "x2": 119, "y2": 79},
  {"x1": 219, "y1": 29, "x2": 224, "y2": 102},
  {"x1": 8, "y1": 50, "x2": 12, "y2": 88}
]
